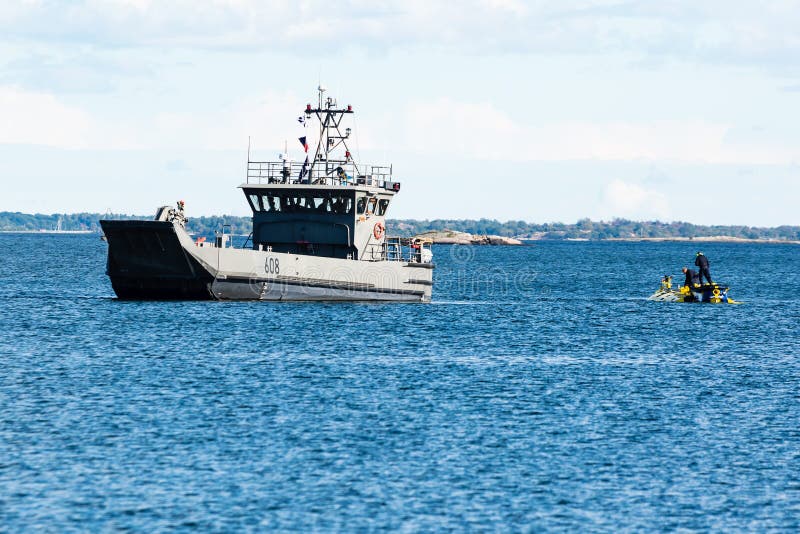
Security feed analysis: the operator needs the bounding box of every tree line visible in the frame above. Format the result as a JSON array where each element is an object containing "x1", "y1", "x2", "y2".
[
  {"x1": 394, "y1": 218, "x2": 800, "y2": 241},
  {"x1": 1, "y1": 212, "x2": 798, "y2": 241}
]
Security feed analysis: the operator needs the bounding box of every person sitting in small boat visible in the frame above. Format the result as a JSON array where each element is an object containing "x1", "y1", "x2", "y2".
[
  {"x1": 661, "y1": 275, "x2": 672, "y2": 290},
  {"x1": 695, "y1": 252, "x2": 713, "y2": 285},
  {"x1": 682, "y1": 267, "x2": 700, "y2": 288}
]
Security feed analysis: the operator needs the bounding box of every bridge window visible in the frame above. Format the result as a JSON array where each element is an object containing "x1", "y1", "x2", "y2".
[
  {"x1": 377, "y1": 199, "x2": 390, "y2": 216},
  {"x1": 261, "y1": 194, "x2": 282, "y2": 212},
  {"x1": 356, "y1": 196, "x2": 367, "y2": 214},
  {"x1": 260, "y1": 193, "x2": 354, "y2": 215},
  {"x1": 249, "y1": 194, "x2": 262, "y2": 212},
  {"x1": 331, "y1": 197, "x2": 353, "y2": 214}
]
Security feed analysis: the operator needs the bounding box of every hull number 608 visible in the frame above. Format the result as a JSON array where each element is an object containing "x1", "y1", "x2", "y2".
[{"x1": 265, "y1": 257, "x2": 280, "y2": 275}]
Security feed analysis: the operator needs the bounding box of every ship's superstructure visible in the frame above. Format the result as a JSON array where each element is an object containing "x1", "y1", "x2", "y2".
[
  {"x1": 244, "y1": 88, "x2": 401, "y2": 262},
  {"x1": 100, "y1": 87, "x2": 433, "y2": 301}
]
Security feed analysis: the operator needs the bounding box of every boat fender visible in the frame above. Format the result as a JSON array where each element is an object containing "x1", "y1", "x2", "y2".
[{"x1": 373, "y1": 222, "x2": 385, "y2": 240}]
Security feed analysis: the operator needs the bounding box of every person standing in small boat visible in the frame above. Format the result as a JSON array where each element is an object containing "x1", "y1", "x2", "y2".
[
  {"x1": 695, "y1": 252, "x2": 713, "y2": 285},
  {"x1": 682, "y1": 267, "x2": 700, "y2": 288}
]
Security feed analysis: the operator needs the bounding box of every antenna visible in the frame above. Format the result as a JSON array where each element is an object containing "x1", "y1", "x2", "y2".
[
  {"x1": 246, "y1": 136, "x2": 251, "y2": 183},
  {"x1": 318, "y1": 84, "x2": 326, "y2": 111}
]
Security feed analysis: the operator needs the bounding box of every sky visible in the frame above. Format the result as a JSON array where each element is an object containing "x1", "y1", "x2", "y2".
[{"x1": 1, "y1": 0, "x2": 799, "y2": 225}]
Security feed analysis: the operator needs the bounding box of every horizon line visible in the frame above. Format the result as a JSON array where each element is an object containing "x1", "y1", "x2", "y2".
[{"x1": 2, "y1": 210, "x2": 799, "y2": 229}]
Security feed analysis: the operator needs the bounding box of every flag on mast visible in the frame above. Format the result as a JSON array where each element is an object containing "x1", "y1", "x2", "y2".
[
  {"x1": 298, "y1": 136, "x2": 309, "y2": 152},
  {"x1": 298, "y1": 155, "x2": 310, "y2": 182}
]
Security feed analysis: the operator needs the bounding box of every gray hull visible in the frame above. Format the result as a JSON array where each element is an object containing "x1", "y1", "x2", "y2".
[
  {"x1": 210, "y1": 278, "x2": 427, "y2": 301},
  {"x1": 100, "y1": 220, "x2": 433, "y2": 302}
]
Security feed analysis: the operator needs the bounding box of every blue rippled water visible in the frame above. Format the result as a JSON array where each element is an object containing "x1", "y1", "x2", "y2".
[{"x1": 1, "y1": 234, "x2": 799, "y2": 530}]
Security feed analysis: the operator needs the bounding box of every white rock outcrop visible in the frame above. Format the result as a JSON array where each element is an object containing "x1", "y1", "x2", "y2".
[{"x1": 414, "y1": 230, "x2": 523, "y2": 245}]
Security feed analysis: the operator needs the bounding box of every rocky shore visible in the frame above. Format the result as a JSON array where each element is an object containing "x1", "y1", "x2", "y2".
[{"x1": 414, "y1": 230, "x2": 523, "y2": 245}]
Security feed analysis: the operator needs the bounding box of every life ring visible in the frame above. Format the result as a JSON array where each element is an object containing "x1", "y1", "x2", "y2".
[
  {"x1": 712, "y1": 288, "x2": 720, "y2": 298},
  {"x1": 373, "y1": 221, "x2": 385, "y2": 240}
]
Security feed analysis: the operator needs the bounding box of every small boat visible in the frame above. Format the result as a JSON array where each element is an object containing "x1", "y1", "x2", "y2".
[{"x1": 648, "y1": 276, "x2": 739, "y2": 304}]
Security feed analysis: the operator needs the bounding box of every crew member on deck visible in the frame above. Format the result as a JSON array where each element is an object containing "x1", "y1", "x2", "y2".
[
  {"x1": 682, "y1": 267, "x2": 700, "y2": 288},
  {"x1": 695, "y1": 252, "x2": 713, "y2": 285}
]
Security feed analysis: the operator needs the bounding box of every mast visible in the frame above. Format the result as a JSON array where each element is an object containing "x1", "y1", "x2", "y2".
[
  {"x1": 306, "y1": 84, "x2": 355, "y2": 182},
  {"x1": 244, "y1": 87, "x2": 393, "y2": 187}
]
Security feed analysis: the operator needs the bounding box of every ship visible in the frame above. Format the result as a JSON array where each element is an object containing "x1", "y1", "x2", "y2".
[{"x1": 99, "y1": 87, "x2": 434, "y2": 302}]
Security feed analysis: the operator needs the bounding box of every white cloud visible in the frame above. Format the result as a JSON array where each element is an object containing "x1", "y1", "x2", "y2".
[
  {"x1": 395, "y1": 98, "x2": 800, "y2": 165},
  {"x1": 599, "y1": 179, "x2": 671, "y2": 220},
  {"x1": 149, "y1": 90, "x2": 306, "y2": 151},
  {"x1": 0, "y1": 85, "x2": 306, "y2": 151},
  {"x1": 0, "y1": 86, "x2": 92, "y2": 147},
  {"x1": 2, "y1": 87, "x2": 797, "y2": 167},
  {"x1": 480, "y1": 0, "x2": 528, "y2": 16},
  {"x1": 399, "y1": 99, "x2": 523, "y2": 159},
  {"x1": 1, "y1": 1, "x2": 799, "y2": 68}
]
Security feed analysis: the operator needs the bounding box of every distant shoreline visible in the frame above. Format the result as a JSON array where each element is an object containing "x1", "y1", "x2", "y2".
[
  {"x1": 413, "y1": 229, "x2": 800, "y2": 245},
  {"x1": 2, "y1": 212, "x2": 799, "y2": 243},
  {"x1": 561, "y1": 236, "x2": 800, "y2": 245},
  {"x1": 1, "y1": 230, "x2": 797, "y2": 245},
  {"x1": 0, "y1": 230, "x2": 94, "y2": 234}
]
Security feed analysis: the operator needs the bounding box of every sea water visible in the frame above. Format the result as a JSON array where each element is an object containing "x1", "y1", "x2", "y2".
[{"x1": 1, "y1": 234, "x2": 798, "y2": 530}]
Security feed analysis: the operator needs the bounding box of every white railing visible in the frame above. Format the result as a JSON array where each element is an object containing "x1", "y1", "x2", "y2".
[{"x1": 246, "y1": 160, "x2": 393, "y2": 187}]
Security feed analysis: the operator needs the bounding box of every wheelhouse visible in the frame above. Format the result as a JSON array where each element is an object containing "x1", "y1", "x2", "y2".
[{"x1": 241, "y1": 184, "x2": 397, "y2": 260}]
